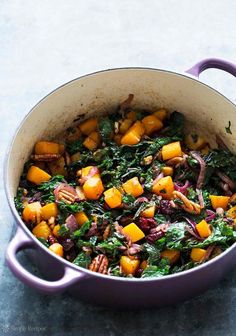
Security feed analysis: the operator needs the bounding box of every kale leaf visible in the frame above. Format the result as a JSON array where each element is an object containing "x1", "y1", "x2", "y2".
[{"x1": 73, "y1": 252, "x2": 91, "y2": 268}]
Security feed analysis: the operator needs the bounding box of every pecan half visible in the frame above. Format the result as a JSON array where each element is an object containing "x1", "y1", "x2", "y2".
[
  {"x1": 89, "y1": 254, "x2": 108, "y2": 274},
  {"x1": 31, "y1": 154, "x2": 61, "y2": 161},
  {"x1": 103, "y1": 224, "x2": 111, "y2": 240},
  {"x1": 173, "y1": 190, "x2": 201, "y2": 214},
  {"x1": 166, "y1": 156, "x2": 183, "y2": 166},
  {"x1": 58, "y1": 189, "x2": 76, "y2": 204}
]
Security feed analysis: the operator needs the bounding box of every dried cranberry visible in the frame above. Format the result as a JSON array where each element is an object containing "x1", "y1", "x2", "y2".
[
  {"x1": 159, "y1": 200, "x2": 175, "y2": 215},
  {"x1": 138, "y1": 217, "x2": 157, "y2": 233}
]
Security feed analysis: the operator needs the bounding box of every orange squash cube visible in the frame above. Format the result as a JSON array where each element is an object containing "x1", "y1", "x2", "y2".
[
  {"x1": 152, "y1": 176, "x2": 174, "y2": 200},
  {"x1": 142, "y1": 115, "x2": 163, "y2": 135},
  {"x1": 141, "y1": 205, "x2": 156, "y2": 218},
  {"x1": 83, "y1": 136, "x2": 98, "y2": 151},
  {"x1": 120, "y1": 256, "x2": 140, "y2": 275},
  {"x1": 83, "y1": 176, "x2": 104, "y2": 200},
  {"x1": 196, "y1": 220, "x2": 211, "y2": 238},
  {"x1": 49, "y1": 243, "x2": 64, "y2": 257},
  {"x1": 162, "y1": 141, "x2": 182, "y2": 161},
  {"x1": 185, "y1": 134, "x2": 207, "y2": 151},
  {"x1": 190, "y1": 248, "x2": 206, "y2": 262},
  {"x1": 75, "y1": 211, "x2": 89, "y2": 227},
  {"x1": 153, "y1": 109, "x2": 168, "y2": 121},
  {"x1": 22, "y1": 201, "x2": 42, "y2": 222},
  {"x1": 122, "y1": 222, "x2": 145, "y2": 243},
  {"x1": 41, "y1": 203, "x2": 58, "y2": 220},
  {"x1": 80, "y1": 166, "x2": 100, "y2": 179},
  {"x1": 53, "y1": 224, "x2": 61, "y2": 237},
  {"x1": 32, "y1": 221, "x2": 51, "y2": 239},
  {"x1": 227, "y1": 205, "x2": 236, "y2": 219},
  {"x1": 129, "y1": 121, "x2": 145, "y2": 137},
  {"x1": 209, "y1": 195, "x2": 230, "y2": 210},
  {"x1": 79, "y1": 117, "x2": 98, "y2": 135},
  {"x1": 161, "y1": 249, "x2": 180, "y2": 265},
  {"x1": 48, "y1": 157, "x2": 67, "y2": 176},
  {"x1": 122, "y1": 177, "x2": 144, "y2": 198},
  {"x1": 27, "y1": 166, "x2": 51, "y2": 185},
  {"x1": 126, "y1": 111, "x2": 137, "y2": 121},
  {"x1": 120, "y1": 130, "x2": 141, "y2": 145},
  {"x1": 162, "y1": 166, "x2": 174, "y2": 176},
  {"x1": 104, "y1": 187, "x2": 122, "y2": 208},
  {"x1": 119, "y1": 119, "x2": 133, "y2": 134},
  {"x1": 34, "y1": 141, "x2": 60, "y2": 155}
]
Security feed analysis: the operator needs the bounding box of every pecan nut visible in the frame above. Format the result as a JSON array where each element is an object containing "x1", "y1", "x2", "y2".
[
  {"x1": 31, "y1": 154, "x2": 61, "y2": 161},
  {"x1": 58, "y1": 189, "x2": 76, "y2": 204},
  {"x1": 173, "y1": 191, "x2": 201, "y2": 214},
  {"x1": 89, "y1": 254, "x2": 108, "y2": 274},
  {"x1": 102, "y1": 224, "x2": 111, "y2": 240}
]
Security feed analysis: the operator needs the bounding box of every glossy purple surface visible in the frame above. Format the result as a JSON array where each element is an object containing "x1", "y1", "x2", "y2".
[{"x1": 5, "y1": 58, "x2": 236, "y2": 307}]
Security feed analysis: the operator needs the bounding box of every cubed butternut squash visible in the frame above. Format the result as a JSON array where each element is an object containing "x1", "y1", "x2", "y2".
[
  {"x1": 53, "y1": 224, "x2": 61, "y2": 237},
  {"x1": 83, "y1": 176, "x2": 104, "y2": 200},
  {"x1": 22, "y1": 202, "x2": 42, "y2": 222},
  {"x1": 161, "y1": 249, "x2": 180, "y2": 264},
  {"x1": 32, "y1": 221, "x2": 51, "y2": 239},
  {"x1": 83, "y1": 131, "x2": 100, "y2": 150},
  {"x1": 129, "y1": 121, "x2": 145, "y2": 137},
  {"x1": 34, "y1": 141, "x2": 60, "y2": 155},
  {"x1": 209, "y1": 195, "x2": 230, "y2": 210},
  {"x1": 162, "y1": 166, "x2": 174, "y2": 176},
  {"x1": 41, "y1": 203, "x2": 58, "y2": 220},
  {"x1": 126, "y1": 111, "x2": 137, "y2": 121},
  {"x1": 122, "y1": 222, "x2": 145, "y2": 242},
  {"x1": 142, "y1": 115, "x2": 163, "y2": 135},
  {"x1": 120, "y1": 256, "x2": 140, "y2": 275},
  {"x1": 227, "y1": 205, "x2": 236, "y2": 219},
  {"x1": 153, "y1": 109, "x2": 168, "y2": 121},
  {"x1": 49, "y1": 243, "x2": 64, "y2": 257},
  {"x1": 122, "y1": 177, "x2": 144, "y2": 198},
  {"x1": 196, "y1": 220, "x2": 211, "y2": 238},
  {"x1": 119, "y1": 119, "x2": 133, "y2": 134},
  {"x1": 141, "y1": 205, "x2": 156, "y2": 218},
  {"x1": 27, "y1": 166, "x2": 51, "y2": 185},
  {"x1": 79, "y1": 117, "x2": 98, "y2": 135},
  {"x1": 190, "y1": 248, "x2": 206, "y2": 262},
  {"x1": 80, "y1": 166, "x2": 100, "y2": 179},
  {"x1": 185, "y1": 134, "x2": 207, "y2": 151},
  {"x1": 48, "y1": 157, "x2": 66, "y2": 176},
  {"x1": 120, "y1": 130, "x2": 141, "y2": 145},
  {"x1": 75, "y1": 211, "x2": 89, "y2": 227},
  {"x1": 162, "y1": 141, "x2": 182, "y2": 161},
  {"x1": 152, "y1": 176, "x2": 174, "y2": 200},
  {"x1": 104, "y1": 187, "x2": 122, "y2": 208}
]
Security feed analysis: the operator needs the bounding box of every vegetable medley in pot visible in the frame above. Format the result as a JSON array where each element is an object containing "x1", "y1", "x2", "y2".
[{"x1": 15, "y1": 94, "x2": 236, "y2": 278}]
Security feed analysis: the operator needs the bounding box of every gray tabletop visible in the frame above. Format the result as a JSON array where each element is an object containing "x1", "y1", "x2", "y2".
[{"x1": 1, "y1": 1, "x2": 236, "y2": 335}]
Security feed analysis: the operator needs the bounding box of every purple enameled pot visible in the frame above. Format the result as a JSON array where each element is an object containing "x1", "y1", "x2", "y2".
[{"x1": 4, "y1": 58, "x2": 236, "y2": 308}]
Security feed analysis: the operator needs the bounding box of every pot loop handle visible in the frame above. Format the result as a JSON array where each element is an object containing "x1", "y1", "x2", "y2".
[
  {"x1": 186, "y1": 58, "x2": 236, "y2": 78},
  {"x1": 6, "y1": 227, "x2": 87, "y2": 294}
]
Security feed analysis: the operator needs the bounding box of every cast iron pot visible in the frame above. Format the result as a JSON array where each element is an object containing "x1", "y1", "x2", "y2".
[{"x1": 4, "y1": 58, "x2": 236, "y2": 308}]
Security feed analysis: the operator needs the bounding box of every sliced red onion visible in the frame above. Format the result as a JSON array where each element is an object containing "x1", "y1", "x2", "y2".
[
  {"x1": 152, "y1": 173, "x2": 164, "y2": 186},
  {"x1": 196, "y1": 188, "x2": 204, "y2": 208},
  {"x1": 217, "y1": 171, "x2": 235, "y2": 190},
  {"x1": 135, "y1": 197, "x2": 149, "y2": 204},
  {"x1": 54, "y1": 183, "x2": 77, "y2": 202},
  {"x1": 65, "y1": 214, "x2": 78, "y2": 233},
  {"x1": 184, "y1": 217, "x2": 204, "y2": 240},
  {"x1": 220, "y1": 182, "x2": 233, "y2": 196},
  {"x1": 205, "y1": 209, "x2": 216, "y2": 222},
  {"x1": 174, "y1": 180, "x2": 191, "y2": 195},
  {"x1": 28, "y1": 191, "x2": 42, "y2": 203},
  {"x1": 60, "y1": 238, "x2": 75, "y2": 251},
  {"x1": 191, "y1": 151, "x2": 206, "y2": 189}
]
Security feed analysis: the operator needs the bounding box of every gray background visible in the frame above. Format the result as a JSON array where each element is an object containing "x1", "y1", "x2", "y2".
[{"x1": 1, "y1": 0, "x2": 236, "y2": 335}]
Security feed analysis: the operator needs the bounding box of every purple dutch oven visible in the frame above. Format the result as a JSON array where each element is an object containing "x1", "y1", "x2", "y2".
[{"x1": 4, "y1": 58, "x2": 236, "y2": 308}]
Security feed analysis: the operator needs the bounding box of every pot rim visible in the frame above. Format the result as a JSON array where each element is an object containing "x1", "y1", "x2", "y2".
[{"x1": 4, "y1": 65, "x2": 236, "y2": 283}]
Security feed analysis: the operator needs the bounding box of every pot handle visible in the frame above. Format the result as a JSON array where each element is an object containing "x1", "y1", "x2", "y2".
[
  {"x1": 186, "y1": 58, "x2": 236, "y2": 78},
  {"x1": 5, "y1": 227, "x2": 87, "y2": 294}
]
